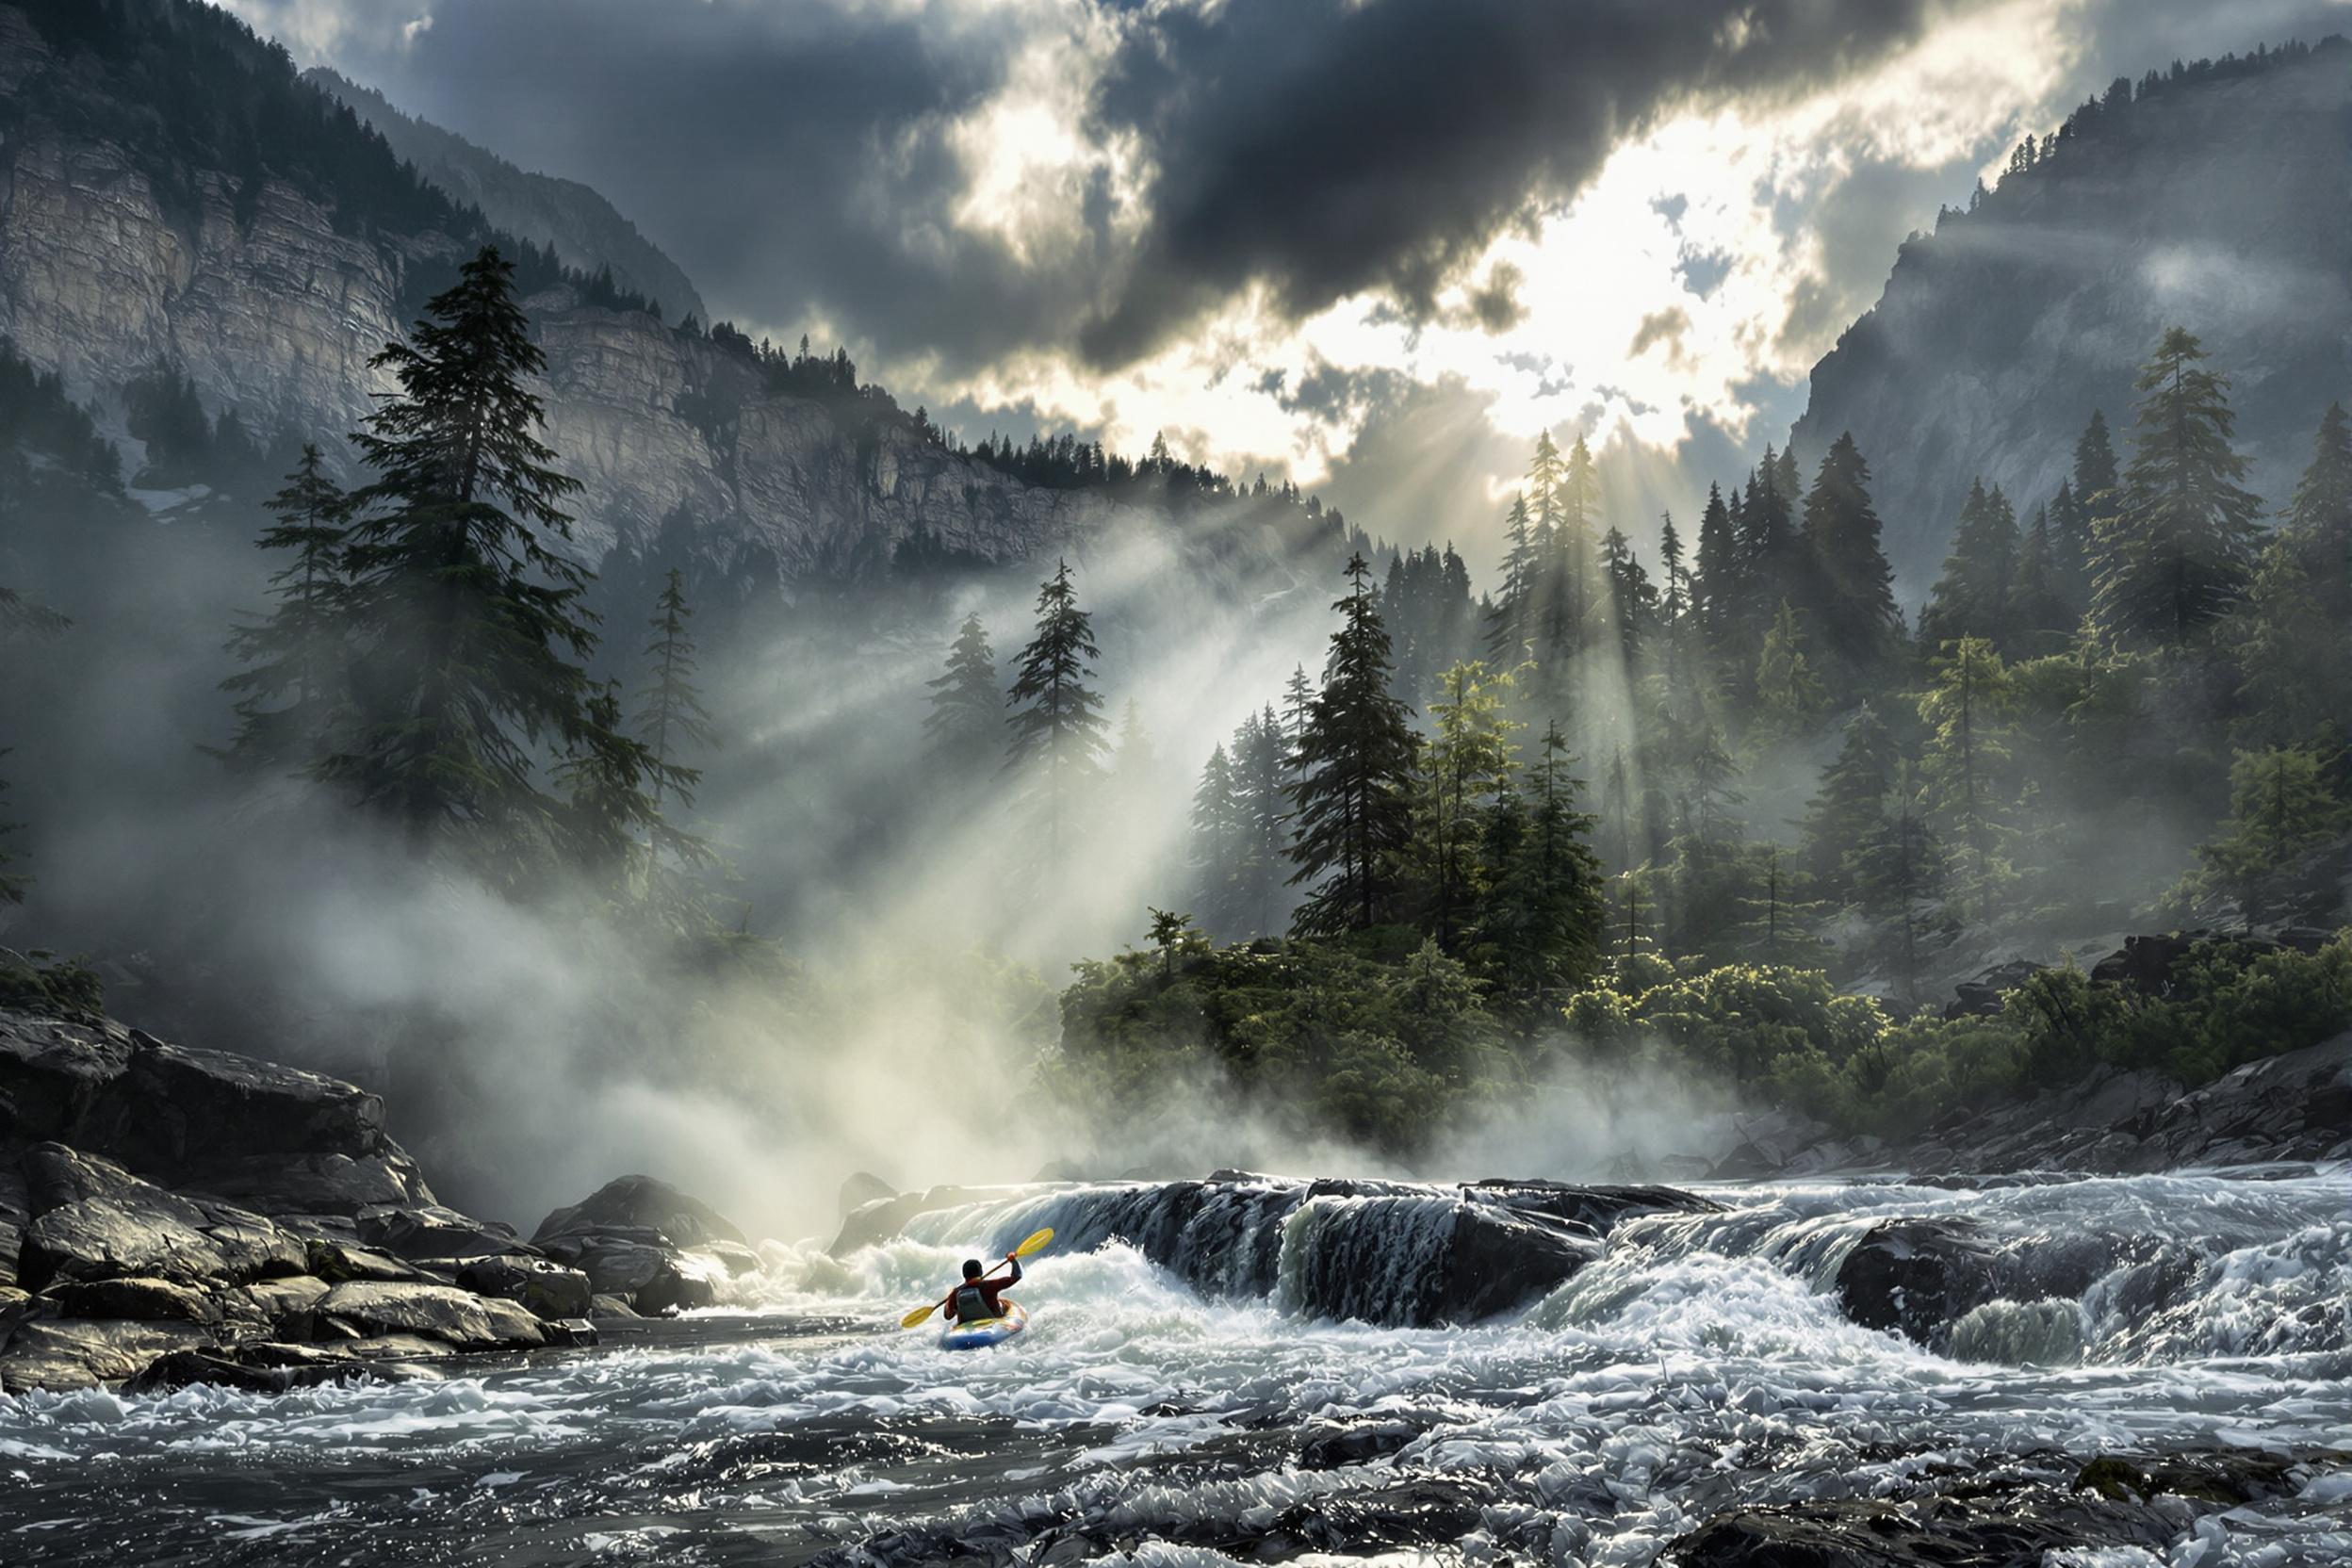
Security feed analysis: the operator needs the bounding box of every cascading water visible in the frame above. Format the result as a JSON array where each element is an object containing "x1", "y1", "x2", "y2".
[{"x1": 2, "y1": 1168, "x2": 2346, "y2": 1565}]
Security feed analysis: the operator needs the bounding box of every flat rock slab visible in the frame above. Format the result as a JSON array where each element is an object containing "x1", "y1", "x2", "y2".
[
  {"x1": 311, "y1": 1281, "x2": 547, "y2": 1352},
  {"x1": 358, "y1": 1202, "x2": 529, "y2": 1262},
  {"x1": 42, "y1": 1275, "x2": 220, "y2": 1324},
  {"x1": 456, "y1": 1253, "x2": 594, "y2": 1319},
  {"x1": 0, "y1": 1317, "x2": 214, "y2": 1393},
  {"x1": 17, "y1": 1145, "x2": 305, "y2": 1291},
  {"x1": 124, "y1": 1339, "x2": 437, "y2": 1396}
]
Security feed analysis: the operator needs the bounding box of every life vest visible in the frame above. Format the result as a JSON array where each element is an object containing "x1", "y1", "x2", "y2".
[{"x1": 952, "y1": 1282, "x2": 993, "y2": 1322}]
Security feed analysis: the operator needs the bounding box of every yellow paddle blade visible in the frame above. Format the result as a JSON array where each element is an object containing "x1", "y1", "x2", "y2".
[{"x1": 900, "y1": 1300, "x2": 939, "y2": 1329}]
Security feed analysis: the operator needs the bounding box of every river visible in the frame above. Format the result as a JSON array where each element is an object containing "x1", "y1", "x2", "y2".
[{"x1": 2, "y1": 1169, "x2": 2346, "y2": 1565}]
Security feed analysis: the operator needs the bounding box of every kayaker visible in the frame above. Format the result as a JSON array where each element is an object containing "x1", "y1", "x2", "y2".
[{"x1": 942, "y1": 1252, "x2": 1021, "y2": 1324}]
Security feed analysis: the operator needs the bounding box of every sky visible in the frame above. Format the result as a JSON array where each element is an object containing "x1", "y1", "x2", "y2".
[{"x1": 218, "y1": 0, "x2": 2350, "y2": 565}]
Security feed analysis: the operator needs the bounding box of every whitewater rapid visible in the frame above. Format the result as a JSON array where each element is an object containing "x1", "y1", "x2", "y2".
[{"x1": 2, "y1": 1170, "x2": 2346, "y2": 1565}]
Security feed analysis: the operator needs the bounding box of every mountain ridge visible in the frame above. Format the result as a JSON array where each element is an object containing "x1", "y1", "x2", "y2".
[
  {"x1": 301, "y1": 66, "x2": 710, "y2": 328},
  {"x1": 1789, "y1": 36, "x2": 2352, "y2": 594}
]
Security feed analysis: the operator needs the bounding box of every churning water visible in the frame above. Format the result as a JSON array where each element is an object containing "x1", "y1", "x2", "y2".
[{"x1": 2, "y1": 1170, "x2": 2346, "y2": 1565}]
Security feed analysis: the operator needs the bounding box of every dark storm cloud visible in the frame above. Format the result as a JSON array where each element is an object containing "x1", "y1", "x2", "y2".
[
  {"x1": 302, "y1": 0, "x2": 1115, "y2": 375},
  {"x1": 1075, "y1": 0, "x2": 1983, "y2": 368}
]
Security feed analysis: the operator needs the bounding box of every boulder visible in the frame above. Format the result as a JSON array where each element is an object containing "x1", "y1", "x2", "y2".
[
  {"x1": 701, "y1": 1238, "x2": 762, "y2": 1277},
  {"x1": 839, "y1": 1170, "x2": 895, "y2": 1217},
  {"x1": 557, "y1": 1238, "x2": 726, "y2": 1315},
  {"x1": 1280, "y1": 1196, "x2": 1600, "y2": 1327},
  {"x1": 455, "y1": 1253, "x2": 594, "y2": 1320},
  {"x1": 16, "y1": 1145, "x2": 292, "y2": 1291},
  {"x1": 1834, "y1": 1218, "x2": 2133, "y2": 1348},
  {"x1": 533, "y1": 1174, "x2": 745, "y2": 1250},
  {"x1": 180, "y1": 1152, "x2": 433, "y2": 1217},
  {"x1": 356, "y1": 1202, "x2": 530, "y2": 1262},
  {"x1": 222, "y1": 1274, "x2": 332, "y2": 1329},
  {"x1": 0, "y1": 1012, "x2": 400, "y2": 1181},
  {"x1": 41, "y1": 1275, "x2": 220, "y2": 1324},
  {"x1": 0, "y1": 1317, "x2": 214, "y2": 1393},
  {"x1": 309, "y1": 1281, "x2": 547, "y2": 1352},
  {"x1": 1834, "y1": 1218, "x2": 2006, "y2": 1345},
  {"x1": 305, "y1": 1238, "x2": 433, "y2": 1284},
  {"x1": 123, "y1": 1339, "x2": 432, "y2": 1396},
  {"x1": 1668, "y1": 1486, "x2": 2176, "y2": 1567},
  {"x1": 589, "y1": 1293, "x2": 639, "y2": 1319}
]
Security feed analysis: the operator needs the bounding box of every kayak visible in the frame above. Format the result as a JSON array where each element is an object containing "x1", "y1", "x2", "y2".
[{"x1": 939, "y1": 1301, "x2": 1027, "y2": 1350}]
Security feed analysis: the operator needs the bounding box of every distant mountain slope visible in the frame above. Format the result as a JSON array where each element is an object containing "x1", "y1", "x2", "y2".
[
  {"x1": 0, "y1": 0, "x2": 1311, "y2": 589},
  {"x1": 1790, "y1": 38, "x2": 2352, "y2": 596},
  {"x1": 304, "y1": 67, "x2": 708, "y2": 327}
]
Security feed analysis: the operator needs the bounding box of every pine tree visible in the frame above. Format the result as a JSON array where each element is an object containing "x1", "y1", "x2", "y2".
[
  {"x1": 320, "y1": 247, "x2": 645, "y2": 875},
  {"x1": 2091, "y1": 328, "x2": 2263, "y2": 646},
  {"x1": 1749, "y1": 600, "x2": 1827, "y2": 749},
  {"x1": 1796, "y1": 431, "x2": 1901, "y2": 682},
  {"x1": 1734, "y1": 845, "x2": 1831, "y2": 967},
  {"x1": 1188, "y1": 743, "x2": 1244, "y2": 934},
  {"x1": 1476, "y1": 721, "x2": 1604, "y2": 1005},
  {"x1": 2186, "y1": 746, "x2": 2350, "y2": 926},
  {"x1": 1413, "y1": 660, "x2": 1520, "y2": 948},
  {"x1": 1918, "y1": 636, "x2": 2017, "y2": 921},
  {"x1": 1232, "y1": 705, "x2": 1292, "y2": 936},
  {"x1": 1282, "y1": 663, "x2": 1315, "y2": 762},
  {"x1": 1004, "y1": 557, "x2": 1110, "y2": 857},
  {"x1": 1288, "y1": 553, "x2": 1419, "y2": 935},
  {"x1": 1691, "y1": 481, "x2": 1742, "y2": 671},
  {"x1": 220, "y1": 444, "x2": 351, "y2": 769},
  {"x1": 556, "y1": 681, "x2": 691, "y2": 884},
  {"x1": 1485, "y1": 494, "x2": 1538, "y2": 662},
  {"x1": 631, "y1": 568, "x2": 716, "y2": 813},
  {"x1": 1920, "y1": 479, "x2": 2019, "y2": 650},
  {"x1": 1798, "y1": 703, "x2": 1897, "y2": 904},
  {"x1": 923, "y1": 612, "x2": 1002, "y2": 775},
  {"x1": 2230, "y1": 540, "x2": 2344, "y2": 748},
  {"x1": 2279, "y1": 401, "x2": 2351, "y2": 621},
  {"x1": 2008, "y1": 504, "x2": 2071, "y2": 654},
  {"x1": 1737, "y1": 448, "x2": 1799, "y2": 651},
  {"x1": 1598, "y1": 526, "x2": 1655, "y2": 664},
  {"x1": 1850, "y1": 758, "x2": 1953, "y2": 1006}
]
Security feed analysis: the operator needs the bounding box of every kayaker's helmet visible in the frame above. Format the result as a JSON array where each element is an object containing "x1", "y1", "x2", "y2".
[{"x1": 962, "y1": 1259, "x2": 984, "y2": 1280}]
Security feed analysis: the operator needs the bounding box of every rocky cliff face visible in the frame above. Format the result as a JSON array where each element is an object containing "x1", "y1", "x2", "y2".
[
  {"x1": 304, "y1": 66, "x2": 709, "y2": 326},
  {"x1": 1790, "y1": 40, "x2": 2352, "y2": 593},
  {"x1": 0, "y1": 3, "x2": 1159, "y2": 578}
]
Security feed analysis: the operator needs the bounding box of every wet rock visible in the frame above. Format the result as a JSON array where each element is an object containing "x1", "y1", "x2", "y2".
[
  {"x1": 223, "y1": 1274, "x2": 332, "y2": 1329},
  {"x1": 455, "y1": 1253, "x2": 594, "y2": 1320},
  {"x1": 1668, "y1": 1485, "x2": 2178, "y2": 1566},
  {"x1": 589, "y1": 1293, "x2": 639, "y2": 1319},
  {"x1": 1463, "y1": 1180, "x2": 1724, "y2": 1232},
  {"x1": 1295, "y1": 1417, "x2": 1420, "y2": 1469},
  {"x1": 1945, "y1": 958, "x2": 2049, "y2": 1019},
  {"x1": 1282, "y1": 1195, "x2": 1601, "y2": 1327},
  {"x1": 17, "y1": 1145, "x2": 300, "y2": 1291},
  {"x1": 310, "y1": 1281, "x2": 547, "y2": 1352},
  {"x1": 2074, "y1": 1447, "x2": 2335, "y2": 1506},
  {"x1": 539, "y1": 1316, "x2": 599, "y2": 1349},
  {"x1": 829, "y1": 1184, "x2": 1008, "y2": 1256},
  {"x1": 0, "y1": 1317, "x2": 215, "y2": 1393},
  {"x1": 702, "y1": 1238, "x2": 762, "y2": 1277},
  {"x1": 839, "y1": 1170, "x2": 895, "y2": 1217},
  {"x1": 533, "y1": 1175, "x2": 745, "y2": 1250},
  {"x1": 123, "y1": 1339, "x2": 432, "y2": 1396},
  {"x1": 184, "y1": 1152, "x2": 433, "y2": 1217},
  {"x1": 357, "y1": 1202, "x2": 530, "y2": 1262},
  {"x1": 41, "y1": 1275, "x2": 220, "y2": 1325},
  {"x1": 1837, "y1": 1217, "x2": 2153, "y2": 1349},
  {"x1": 305, "y1": 1237, "x2": 432, "y2": 1284},
  {"x1": 1835, "y1": 1217, "x2": 2006, "y2": 1345}
]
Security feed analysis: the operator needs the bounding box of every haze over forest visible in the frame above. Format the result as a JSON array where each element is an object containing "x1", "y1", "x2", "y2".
[{"x1": 2, "y1": 0, "x2": 2349, "y2": 1241}]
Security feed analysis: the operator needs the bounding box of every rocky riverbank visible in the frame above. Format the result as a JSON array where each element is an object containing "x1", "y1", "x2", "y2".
[{"x1": 0, "y1": 1006, "x2": 754, "y2": 1394}]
